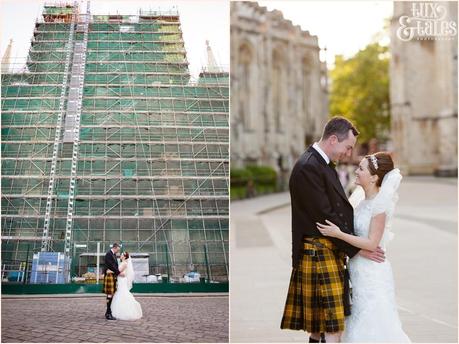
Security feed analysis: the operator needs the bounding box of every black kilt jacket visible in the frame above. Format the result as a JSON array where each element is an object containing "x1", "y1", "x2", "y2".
[
  {"x1": 103, "y1": 249, "x2": 120, "y2": 276},
  {"x1": 290, "y1": 145, "x2": 360, "y2": 268}
]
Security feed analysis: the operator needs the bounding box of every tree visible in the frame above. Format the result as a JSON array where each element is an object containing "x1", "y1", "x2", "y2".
[{"x1": 329, "y1": 42, "x2": 390, "y2": 144}]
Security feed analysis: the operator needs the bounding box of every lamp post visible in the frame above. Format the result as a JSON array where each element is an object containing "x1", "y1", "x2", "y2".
[
  {"x1": 204, "y1": 244, "x2": 211, "y2": 283},
  {"x1": 96, "y1": 242, "x2": 100, "y2": 284},
  {"x1": 23, "y1": 244, "x2": 30, "y2": 284},
  {"x1": 45, "y1": 262, "x2": 51, "y2": 284},
  {"x1": 74, "y1": 243, "x2": 87, "y2": 277}
]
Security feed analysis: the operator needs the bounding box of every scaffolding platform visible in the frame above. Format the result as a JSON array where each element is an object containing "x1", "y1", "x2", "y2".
[{"x1": 1, "y1": 2, "x2": 229, "y2": 283}]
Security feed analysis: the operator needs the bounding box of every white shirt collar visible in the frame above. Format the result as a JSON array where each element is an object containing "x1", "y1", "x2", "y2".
[{"x1": 312, "y1": 142, "x2": 330, "y2": 164}]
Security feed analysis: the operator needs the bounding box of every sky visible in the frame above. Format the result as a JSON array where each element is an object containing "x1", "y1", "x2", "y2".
[
  {"x1": 257, "y1": 0, "x2": 393, "y2": 67},
  {"x1": 0, "y1": 0, "x2": 229, "y2": 78}
]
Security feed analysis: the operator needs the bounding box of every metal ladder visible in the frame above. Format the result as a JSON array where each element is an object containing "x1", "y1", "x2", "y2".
[
  {"x1": 63, "y1": 1, "x2": 90, "y2": 259},
  {"x1": 41, "y1": 2, "x2": 78, "y2": 252}
]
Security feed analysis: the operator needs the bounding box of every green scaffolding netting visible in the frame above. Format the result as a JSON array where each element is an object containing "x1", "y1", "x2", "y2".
[{"x1": 1, "y1": 10, "x2": 229, "y2": 282}]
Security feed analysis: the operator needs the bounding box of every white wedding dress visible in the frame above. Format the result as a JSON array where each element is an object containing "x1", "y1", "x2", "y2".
[
  {"x1": 341, "y1": 169, "x2": 410, "y2": 343},
  {"x1": 111, "y1": 259, "x2": 143, "y2": 321}
]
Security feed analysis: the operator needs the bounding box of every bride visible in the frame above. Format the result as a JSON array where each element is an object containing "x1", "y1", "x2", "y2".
[
  {"x1": 317, "y1": 152, "x2": 410, "y2": 342},
  {"x1": 110, "y1": 252, "x2": 143, "y2": 320}
]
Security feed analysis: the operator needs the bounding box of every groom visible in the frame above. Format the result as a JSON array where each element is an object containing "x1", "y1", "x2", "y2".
[
  {"x1": 103, "y1": 243, "x2": 123, "y2": 320},
  {"x1": 280, "y1": 116, "x2": 385, "y2": 342}
]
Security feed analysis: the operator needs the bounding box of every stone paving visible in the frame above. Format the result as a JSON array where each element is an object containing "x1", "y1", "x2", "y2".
[{"x1": 1, "y1": 294, "x2": 228, "y2": 343}]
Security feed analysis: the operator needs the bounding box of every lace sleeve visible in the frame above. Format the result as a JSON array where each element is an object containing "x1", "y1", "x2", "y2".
[
  {"x1": 371, "y1": 195, "x2": 395, "y2": 217},
  {"x1": 119, "y1": 261, "x2": 127, "y2": 272},
  {"x1": 349, "y1": 185, "x2": 365, "y2": 209}
]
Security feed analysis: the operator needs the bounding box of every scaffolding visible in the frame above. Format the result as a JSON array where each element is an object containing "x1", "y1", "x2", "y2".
[{"x1": 1, "y1": 2, "x2": 229, "y2": 283}]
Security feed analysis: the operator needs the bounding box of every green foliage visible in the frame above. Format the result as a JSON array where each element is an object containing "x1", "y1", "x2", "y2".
[
  {"x1": 230, "y1": 168, "x2": 252, "y2": 186},
  {"x1": 245, "y1": 165, "x2": 277, "y2": 185},
  {"x1": 230, "y1": 165, "x2": 277, "y2": 200},
  {"x1": 330, "y1": 42, "x2": 391, "y2": 143},
  {"x1": 230, "y1": 186, "x2": 247, "y2": 200}
]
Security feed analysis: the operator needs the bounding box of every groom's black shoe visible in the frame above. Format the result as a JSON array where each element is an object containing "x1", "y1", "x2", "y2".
[
  {"x1": 105, "y1": 296, "x2": 116, "y2": 320},
  {"x1": 320, "y1": 333, "x2": 326, "y2": 343},
  {"x1": 308, "y1": 337, "x2": 320, "y2": 343},
  {"x1": 106, "y1": 313, "x2": 116, "y2": 320}
]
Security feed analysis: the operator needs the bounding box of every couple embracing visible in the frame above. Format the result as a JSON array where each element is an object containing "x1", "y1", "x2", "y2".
[
  {"x1": 103, "y1": 243, "x2": 143, "y2": 321},
  {"x1": 281, "y1": 116, "x2": 410, "y2": 343}
]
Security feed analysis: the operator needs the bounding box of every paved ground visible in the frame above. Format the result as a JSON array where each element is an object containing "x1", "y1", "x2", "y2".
[
  {"x1": 1, "y1": 294, "x2": 228, "y2": 343},
  {"x1": 230, "y1": 176, "x2": 458, "y2": 343}
]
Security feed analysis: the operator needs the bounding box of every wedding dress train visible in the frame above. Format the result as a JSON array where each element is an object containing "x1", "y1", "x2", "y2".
[{"x1": 111, "y1": 260, "x2": 142, "y2": 321}]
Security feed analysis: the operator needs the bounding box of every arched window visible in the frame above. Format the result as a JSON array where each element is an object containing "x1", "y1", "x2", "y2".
[
  {"x1": 238, "y1": 43, "x2": 253, "y2": 130},
  {"x1": 302, "y1": 54, "x2": 312, "y2": 122},
  {"x1": 272, "y1": 49, "x2": 285, "y2": 132}
]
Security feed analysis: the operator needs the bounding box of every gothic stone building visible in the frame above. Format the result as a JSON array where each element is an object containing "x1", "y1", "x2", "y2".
[
  {"x1": 230, "y1": 2, "x2": 329, "y2": 180},
  {"x1": 390, "y1": 1, "x2": 458, "y2": 176}
]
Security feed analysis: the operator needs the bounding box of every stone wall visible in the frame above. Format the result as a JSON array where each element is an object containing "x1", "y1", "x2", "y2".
[
  {"x1": 230, "y1": 1, "x2": 329, "y2": 183},
  {"x1": 390, "y1": 1, "x2": 458, "y2": 175}
]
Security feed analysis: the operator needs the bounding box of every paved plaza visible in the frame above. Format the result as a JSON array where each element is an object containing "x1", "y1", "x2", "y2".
[
  {"x1": 230, "y1": 176, "x2": 458, "y2": 343},
  {"x1": 1, "y1": 294, "x2": 228, "y2": 343}
]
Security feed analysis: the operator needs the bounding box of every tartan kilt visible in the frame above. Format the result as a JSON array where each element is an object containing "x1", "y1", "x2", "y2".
[
  {"x1": 281, "y1": 237, "x2": 346, "y2": 334},
  {"x1": 103, "y1": 272, "x2": 117, "y2": 295}
]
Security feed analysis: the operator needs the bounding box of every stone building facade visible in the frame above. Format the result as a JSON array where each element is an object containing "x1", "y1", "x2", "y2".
[
  {"x1": 230, "y1": 2, "x2": 329, "y2": 180},
  {"x1": 390, "y1": 1, "x2": 458, "y2": 176}
]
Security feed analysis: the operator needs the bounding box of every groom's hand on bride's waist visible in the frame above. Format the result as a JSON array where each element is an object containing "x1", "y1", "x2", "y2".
[{"x1": 358, "y1": 246, "x2": 385, "y2": 263}]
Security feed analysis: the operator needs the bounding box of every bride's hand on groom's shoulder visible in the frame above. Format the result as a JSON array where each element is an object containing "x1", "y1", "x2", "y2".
[{"x1": 316, "y1": 219, "x2": 342, "y2": 238}]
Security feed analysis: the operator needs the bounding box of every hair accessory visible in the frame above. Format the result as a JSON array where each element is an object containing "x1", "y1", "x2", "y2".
[{"x1": 369, "y1": 155, "x2": 378, "y2": 170}]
